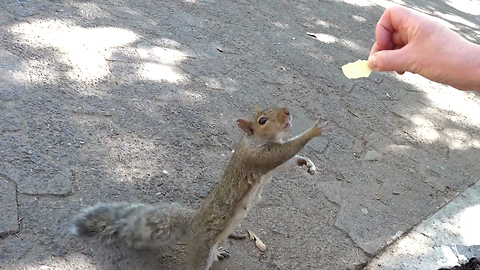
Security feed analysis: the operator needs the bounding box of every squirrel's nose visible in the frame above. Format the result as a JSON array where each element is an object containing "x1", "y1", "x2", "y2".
[{"x1": 283, "y1": 108, "x2": 290, "y2": 115}]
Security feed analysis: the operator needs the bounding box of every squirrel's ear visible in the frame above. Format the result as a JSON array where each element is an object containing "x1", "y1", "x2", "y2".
[{"x1": 236, "y1": 119, "x2": 254, "y2": 135}]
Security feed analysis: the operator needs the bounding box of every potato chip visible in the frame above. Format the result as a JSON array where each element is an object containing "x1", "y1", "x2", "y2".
[{"x1": 341, "y1": 60, "x2": 372, "y2": 79}]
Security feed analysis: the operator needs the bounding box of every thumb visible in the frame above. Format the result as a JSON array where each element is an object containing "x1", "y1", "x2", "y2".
[{"x1": 368, "y1": 48, "x2": 411, "y2": 72}]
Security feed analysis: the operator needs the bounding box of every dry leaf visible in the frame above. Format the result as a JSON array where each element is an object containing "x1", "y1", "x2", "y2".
[
  {"x1": 247, "y1": 230, "x2": 256, "y2": 241},
  {"x1": 246, "y1": 230, "x2": 267, "y2": 252},
  {"x1": 255, "y1": 237, "x2": 267, "y2": 252}
]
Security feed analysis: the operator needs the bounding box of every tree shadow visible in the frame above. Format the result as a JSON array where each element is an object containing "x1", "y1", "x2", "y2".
[{"x1": 0, "y1": 0, "x2": 479, "y2": 269}]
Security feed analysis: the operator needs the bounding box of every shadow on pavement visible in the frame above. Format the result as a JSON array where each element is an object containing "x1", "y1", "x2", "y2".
[{"x1": 0, "y1": 0, "x2": 479, "y2": 269}]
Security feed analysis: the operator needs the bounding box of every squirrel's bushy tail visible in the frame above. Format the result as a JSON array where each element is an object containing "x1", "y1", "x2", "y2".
[{"x1": 70, "y1": 202, "x2": 194, "y2": 249}]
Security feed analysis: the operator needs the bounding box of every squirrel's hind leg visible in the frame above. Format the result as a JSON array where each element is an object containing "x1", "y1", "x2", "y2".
[{"x1": 215, "y1": 247, "x2": 230, "y2": 260}]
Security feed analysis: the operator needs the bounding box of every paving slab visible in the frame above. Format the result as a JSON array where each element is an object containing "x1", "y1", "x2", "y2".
[
  {"x1": 366, "y1": 180, "x2": 480, "y2": 270},
  {"x1": 0, "y1": 0, "x2": 478, "y2": 269},
  {"x1": 0, "y1": 176, "x2": 18, "y2": 236},
  {"x1": 2, "y1": 165, "x2": 73, "y2": 195}
]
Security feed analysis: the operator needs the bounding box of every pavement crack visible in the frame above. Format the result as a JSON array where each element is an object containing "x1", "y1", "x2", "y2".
[
  {"x1": 382, "y1": 103, "x2": 406, "y2": 120},
  {"x1": 223, "y1": 64, "x2": 237, "y2": 75},
  {"x1": 0, "y1": 172, "x2": 21, "y2": 237},
  {"x1": 310, "y1": 140, "x2": 330, "y2": 156},
  {"x1": 333, "y1": 220, "x2": 373, "y2": 259},
  {"x1": 18, "y1": 192, "x2": 74, "y2": 198}
]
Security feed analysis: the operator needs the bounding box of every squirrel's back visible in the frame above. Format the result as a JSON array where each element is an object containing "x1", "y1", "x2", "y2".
[{"x1": 70, "y1": 202, "x2": 195, "y2": 249}]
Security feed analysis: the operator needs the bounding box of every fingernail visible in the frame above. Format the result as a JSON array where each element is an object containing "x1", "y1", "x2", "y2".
[{"x1": 368, "y1": 54, "x2": 378, "y2": 70}]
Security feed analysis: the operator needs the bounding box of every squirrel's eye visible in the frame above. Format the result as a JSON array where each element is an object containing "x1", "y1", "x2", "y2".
[{"x1": 258, "y1": 117, "x2": 267, "y2": 125}]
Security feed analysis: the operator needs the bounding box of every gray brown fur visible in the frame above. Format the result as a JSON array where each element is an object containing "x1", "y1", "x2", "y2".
[
  {"x1": 70, "y1": 107, "x2": 329, "y2": 270},
  {"x1": 70, "y1": 202, "x2": 194, "y2": 250},
  {"x1": 186, "y1": 107, "x2": 328, "y2": 270}
]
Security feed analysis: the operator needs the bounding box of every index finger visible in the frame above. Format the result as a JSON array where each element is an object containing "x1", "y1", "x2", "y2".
[{"x1": 374, "y1": 6, "x2": 413, "y2": 51}]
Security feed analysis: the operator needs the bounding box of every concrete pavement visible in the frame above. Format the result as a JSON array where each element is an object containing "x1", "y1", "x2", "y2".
[{"x1": 1, "y1": 0, "x2": 480, "y2": 269}]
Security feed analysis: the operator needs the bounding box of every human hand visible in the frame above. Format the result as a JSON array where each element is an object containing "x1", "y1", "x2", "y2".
[{"x1": 368, "y1": 5, "x2": 480, "y2": 91}]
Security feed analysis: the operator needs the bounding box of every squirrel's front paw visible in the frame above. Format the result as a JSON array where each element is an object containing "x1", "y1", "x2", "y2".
[
  {"x1": 297, "y1": 157, "x2": 316, "y2": 175},
  {"x1": 310, "y1": 120, "x2": 332, "y2": 137},
  {"x1": 316, "y1": 120, "x2": 333, "y2": 133}
]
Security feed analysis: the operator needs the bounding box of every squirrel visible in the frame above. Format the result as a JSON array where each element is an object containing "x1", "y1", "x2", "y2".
[{"x1": 70, "y1": 107, "x2": 330, "y2": 270}]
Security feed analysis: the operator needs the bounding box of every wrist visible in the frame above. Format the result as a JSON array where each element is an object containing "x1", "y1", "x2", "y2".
[{"x1": 462, "y1": 42, "x2": 480, "y2": 92}]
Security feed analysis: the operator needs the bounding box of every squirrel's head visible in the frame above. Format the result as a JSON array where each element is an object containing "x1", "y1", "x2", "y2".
[{"x1": 236, "y1": 107, "x2": 292, "y2": 142}]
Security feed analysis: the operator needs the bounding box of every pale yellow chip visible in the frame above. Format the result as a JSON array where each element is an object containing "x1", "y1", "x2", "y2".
[
  {"x1": 247, "y1": 230, "x2": 267, "y2": 252},
  {"x1": 255, "y1": 237, "x2": 267, "y2": 252},
  {"x1": 341, "y1": 60, "x2": 372, "y2": 79}
]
